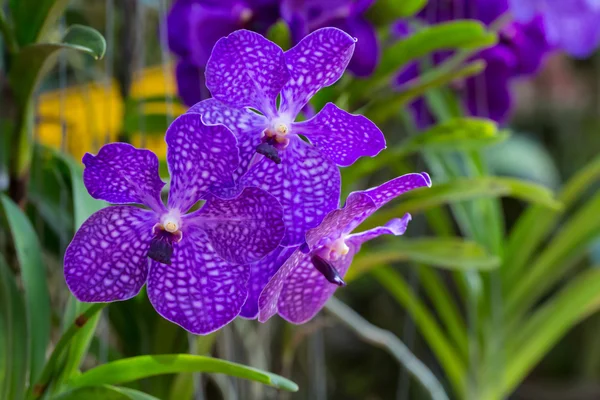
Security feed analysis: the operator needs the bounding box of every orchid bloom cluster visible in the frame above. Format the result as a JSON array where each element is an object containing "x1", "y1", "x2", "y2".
[
  {"x1": 167, "y1": 0, "x2": 379, "y2": 106},
  {"x1": 65, "y1": 27, "x2": 431, "y2": 334}
]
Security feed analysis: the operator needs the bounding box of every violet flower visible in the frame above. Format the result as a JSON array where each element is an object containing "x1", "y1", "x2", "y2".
[
  {"x1": 280, "y1": 0, "x2": 379, "y2": 76},
  {"x1": 189, "y1": 28, "x2": 386, "y2": 246},
  {"x1": 167, "y1": 0, "x2": 280, "y2": 105},
  {"x1": 396, "y1": 0, "x2": 550, "y2": 124},
  {"x1": 64, "y1": 116, "x2": 285, "y2": 334},
  {"x1": 258, "y1": 172, "x2": 432, "y2": 323},
  {"x1": 510, "y1": 0, "x2": 600, "y2": 58}
]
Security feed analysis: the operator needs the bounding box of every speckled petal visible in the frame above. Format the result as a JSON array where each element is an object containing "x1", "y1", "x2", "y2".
[
  {"x1": 64, "y1": 206, "x2": 155, "y2": 302},
  {"x1": 166, "y1": 114, "x2": 239, "y2": 213},
  {"x1": 187, "y1": 98, "x2": 268, "y2": 177},
  {"x1": 185, "y1": 187, "x2": 285, "y2": 264},
  {"x1": 306, "y1": 173, "x2": 431, "y2": 249},
  {"x1": 205, "y1": 30, "x2": 290, "y2": 116},
  {"x1": 292, "y1": 102, "x2": 386, "y2": 167},
  {"x1": 277, "y1": 247, "x2": 356, "y2": 324},
  {"x1": 347, "y1": 214, "x2": 412, "y2": 246},
  {"x1": 241, "y1": 137, "x2": 341, "y2": 246},
  {"x1": 279, "y1": 27, "x2": 356, "y2": 117},
  {"x1": 240, "y1": 246, "x2": 297, "y2": 319},
  {"x1": 83, "y1": 143, "x2": 165, "y2": 212},
  {"x1": 147, "y1": 227, "x2": 249, "y2": 335},
  {"x1": 258, "y1": 248, "x2": 307, "y2": 322}
]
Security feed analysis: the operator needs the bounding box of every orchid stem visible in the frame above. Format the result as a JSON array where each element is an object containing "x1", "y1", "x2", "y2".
[
  {"x1": 26, "y1": 303, "x2": 107, "y2": 400},
  {"x1": 325, "y1": 297, "x2": 449, "y2": 400}
]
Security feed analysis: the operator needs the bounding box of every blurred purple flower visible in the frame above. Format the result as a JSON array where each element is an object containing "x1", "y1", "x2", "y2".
[
  {"x1": 510, "y1": 0, "x2": 600, "y2": 58},
  {"x1": 396, "y1": 0, "x2": 550, "y2": 124},
  {"x1": 281, "y1": 0, "x2": 379, "y2": 76},
  {"x1": 188, "y1": 28, "x2": 386, "y2": 246},
  {"x1": 64, "y1": 116, "x2": 284, "y2": 335},
  {"x1": 167, "y1": 0, "x2": 280, "y2": 105},
  {"x1": 257, "y1": 172, "x2": 432, "y2": 323}
]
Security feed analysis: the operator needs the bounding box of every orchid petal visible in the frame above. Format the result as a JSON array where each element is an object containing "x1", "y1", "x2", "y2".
[
  {"x1": 347, "y1": 214, "x2": 412, "y2": 246},
  {"x1": 186, "y1": 187, "x2": 285, "y2": 264},
  {"x1": 240, "y1": 246, "x2": 297, "y2": 319},
  {"x1": 241, "y1": 137, "x2": 341, "y2": 246},
  {"x1": 147, "y1": 226, "x2": 249, "y2": 335},
  {"x1": 187, "y1": 98, "x2": 268, "y2": 177},
  {"x1": 166, "y1": 114, "x2": 239, "y2": 213},
  {"x1": 83, "y1": 143, "x2": 165, "y2": 213},
  {"x1": 64, "y1": 206, "x2": 155, "y2": 302},
  {"x1": 205, "y1": 30, "x2": 290, "y2": 116},
  {"x1": 279, "y1": 27, "x2": 356, "y2": 117},
  {"x1": 293, "y1": 102, "x2": 385, "y2": 167}
]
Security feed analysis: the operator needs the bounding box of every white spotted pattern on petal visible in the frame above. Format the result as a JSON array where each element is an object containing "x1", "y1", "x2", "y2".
[
  {"x1": 363, "y1": 173, "x2": 432, "y2": 208},
  {"x1": 64, "y1": 206, "x2": 155, "y2": 302},
  {"x1": 187, "y1": 98, "x2": 268, "y2": 177},
  {"x1": 293, "y1": 102, "x2": 386, "y2": 167},
  {"x1": 347, "y1": 214, "x2": 412, "y2": 247},
  {"x1": 241, "y1": 137, "x2": 341, "y2": 246},
  {"x1": 83, "y1": 143, "x2": 165, "y2": 212},
  {"x1": 257, "y1": 248, "x2": 306, "y2": 322},
  {"x1": 280, "y1": 27, "x2": 356, "y2": 117},
  {"x1": 147, "y1": 227, "x2": 249, "y2": 335},
  {"x1": 277, "y1": 246, "x2": 356, "y2": 324},
  {"x1": 166, "y1": 114, "x2": 239, "y2": 212},
  {"x1": 240, "y1": 246, "x2": 297, "y2": 319},
  {"x1": 185, "y1": 187, "x2": 285, "y2": 265},
  {"x1": 205, "y1": 30, "x2": 290, "y2": 115}
]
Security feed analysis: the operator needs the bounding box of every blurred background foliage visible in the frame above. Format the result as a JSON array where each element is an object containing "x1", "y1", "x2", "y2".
[{"x1": 3, "y1": 0, "x2": 600, "y2": 399}]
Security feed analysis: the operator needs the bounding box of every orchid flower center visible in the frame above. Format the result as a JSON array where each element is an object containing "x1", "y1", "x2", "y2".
[
  {"x1": 256, "y1": 117, "x2": 293, "y2": 164},
  {"x1": 148, "y1": 211, "x2": 183, "y2": 265},
  {"x1": 239, "y1": 8, "x2": 253, "y2": 23},
  {"x1": 310, "y1": 236, "x2": 350, "y2": 287}
]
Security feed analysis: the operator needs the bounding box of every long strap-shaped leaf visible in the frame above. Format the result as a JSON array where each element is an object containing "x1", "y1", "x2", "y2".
[
  {"x1": 66, "y1": 355, "x2": 298, "y2": 392},
  {"x1": 1, "y1": 195, "x2": 50, "y2": 384},
  {"x1": 0, "y1": 255, "x2": 28, "y2": 400}
]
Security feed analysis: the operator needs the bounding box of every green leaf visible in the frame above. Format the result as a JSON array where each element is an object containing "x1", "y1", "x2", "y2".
[
  {"x1": 67, "y1": 355, "x2": 299, "y2": 392},
  {"x1": 0, "y1": 195, "x2": 50, "y2": 383},
  {"x1": 9, "y1": 24, "x2": 106, "y2": 108},
  {"x1": 502, "y1": 268, "x2": 600, "y2": 397},
  {"x1": 361, "y1": 60, "x2": 486, "y2": 125},
  {"x1": 367, "y1": 0, "x2": 427, "y2": 22},
  {"x1": 53, "y1": 385, "x2": 159, "y2": 400},
  {"x1": 9, "y1": 0, "x2": 70, "y2": 45},
  {"x1": 399, "y1": 118, "x2": 507, "y2": 155},
  {"x1": 347, "y1": 238, "x2": 499, "y2": 281},
  {"x1": 371, "y1": 266, "x2": 466, "y2": 398},
  {"x1": 0, "y1": 255, "x2": 28, "y2": 400},
  {"x1": 123, "y1": 113, "x2": 171, "y2": 136},
  {"x1": 505, "y1": 193, "x2": 600, "y2": 325},
  {"x1": 348, "y1": 20, "x2": 496, "y2": 101},
  {"x1": 360, "y1": 177, "x2": 562, "y2": 231}
]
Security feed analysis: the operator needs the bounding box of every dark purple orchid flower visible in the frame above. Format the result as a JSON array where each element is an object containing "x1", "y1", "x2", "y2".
[
  {"x1": 396, "y1": 0, "x2": 550, "y2": 125},
  {"x1": 188, "y1": 28, "x2": 386, "y2": 247},
  {"x1": 167, "y1": 0, "x2": 280, "y2": 105},
  {"x1": 257, "y1": 172, "x2": 432, "y2": 323},
  {"x1": 64, "y1": 116, "x2": 285, "y2": 334},
  {"x1": 510, "y1": 0, "x2": 600, "y2": 58},
  {"x1": 281, "y1": 0, "x2": 379, "y2": 76}
]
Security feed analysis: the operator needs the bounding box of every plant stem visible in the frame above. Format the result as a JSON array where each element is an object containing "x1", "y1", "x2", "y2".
[
  {"x1": 325, "y1": 297, "x2": 449, "y2": 400},
  {"x1": 0, "y1": 9, "x2": 19, "y2": 54},
  {"x1": 26, "y1": 303, "x2": 106, "y2": 400}
]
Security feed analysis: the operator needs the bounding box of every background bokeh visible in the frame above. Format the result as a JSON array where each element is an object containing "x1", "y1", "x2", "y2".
[{"x1": 3, "y1": 1, "x2": 600, "y2": 399}]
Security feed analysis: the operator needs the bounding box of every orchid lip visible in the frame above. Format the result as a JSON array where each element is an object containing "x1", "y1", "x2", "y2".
[
  {"x1": 311, "y1": 254, "x2": 346, "y2": 287},
  {"x1": 148, "y1": 223, "x2": 183, "y2": 265}
]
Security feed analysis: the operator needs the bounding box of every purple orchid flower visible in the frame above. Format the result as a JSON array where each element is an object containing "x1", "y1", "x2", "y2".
[
  {"x1": 188, "y1": 28, "x2": 386, "y2": 246},
  {"x1": 167, "y1": 0, "x2": 280, "y2": 105},
  {"x1": 281, "y1": 0, "x2": 379, "y2": 76},
  {"x1": 510, "y1": 0, "x2": 600, "y2": 58},
  {"x1": 395, "y1": 0, "x2": 550, "y2": 125},
  {"x1": 257, "y1": 172, "x2": 432, "y2": 324},
  {"x1": 64, "y1": 115, "x2": 285, "y2": 334}
]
